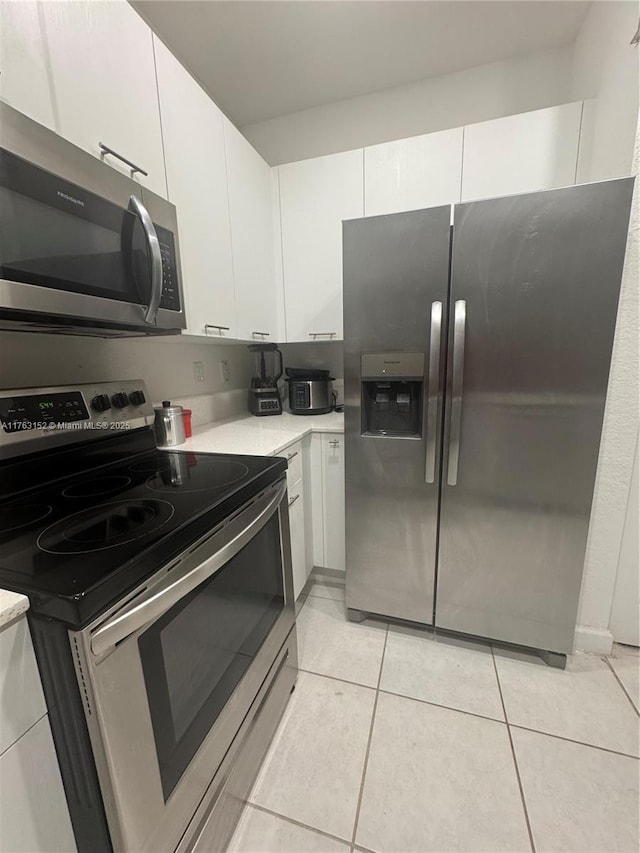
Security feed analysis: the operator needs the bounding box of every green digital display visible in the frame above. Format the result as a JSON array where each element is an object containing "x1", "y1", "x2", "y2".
[{"x1": 0, "y1": 392, "x2": 90, "y2": 433}]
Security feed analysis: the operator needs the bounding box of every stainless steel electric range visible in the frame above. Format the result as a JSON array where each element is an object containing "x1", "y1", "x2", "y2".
[{"x1": 0, "y1": 380, "x2": 298, "y2": 853}]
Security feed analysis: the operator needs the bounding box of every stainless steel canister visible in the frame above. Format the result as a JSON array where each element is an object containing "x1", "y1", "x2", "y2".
[{"x1": 153, "y1": 401, "x2": 186, "y2": 447}]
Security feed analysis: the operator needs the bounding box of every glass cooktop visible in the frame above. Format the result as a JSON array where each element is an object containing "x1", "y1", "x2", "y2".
[{"x1": 0, "y1": 447, "x2": 286, "y2": 626}]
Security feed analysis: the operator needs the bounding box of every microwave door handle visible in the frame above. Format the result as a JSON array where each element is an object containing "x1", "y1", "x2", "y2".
[
  {"x1": 128, "y1": 195, "x2": 162, "y2": 325},
  {"x1": 90, "y1": 479, "x2": 286, "y2": 656}
]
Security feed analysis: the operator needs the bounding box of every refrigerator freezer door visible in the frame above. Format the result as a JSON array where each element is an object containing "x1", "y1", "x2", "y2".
[
  {"x1": 437, "y1": 178, "x2": 634, "y2": 654},
  {"x1": 343, "y1": 207, "x2": 451, "y2": 623}
]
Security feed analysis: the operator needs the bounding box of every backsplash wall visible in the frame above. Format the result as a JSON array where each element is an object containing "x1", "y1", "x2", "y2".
[
  {"x1": 279, "y1": 340, "x2": 344, "y2": 404},
  {"x1": 0, "y1": 331, "x2": 254, "y2": 403}
]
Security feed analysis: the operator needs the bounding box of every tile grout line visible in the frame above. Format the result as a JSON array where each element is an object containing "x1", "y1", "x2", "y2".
[
  {"x1": 350, "y1": 623, "x2": 389, "y2": 847},
  {"x1": 377, "y1": 687, "x2": 505, "y2": 725},
  {"x1": 297, "y1": 666, "x2": 379, "y2": 691},
  {"x1": 244, "y1": 801, "x2": 354, "y2": 849},
  {"x1": 491, "y1": 646, "x2": 537, "y2": 853},
  {"x1": 603, "y1": 656, "x2": 640, "y2": 718},
  {"x1": 297, "y1": 660, "x2": 640, "y2": 760},
  {"x1": 508, "y1": 722, "x2": 640, "y2": 761}
]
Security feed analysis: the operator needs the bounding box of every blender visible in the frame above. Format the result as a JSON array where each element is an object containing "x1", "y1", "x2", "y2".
[{"x1": 248, "y1": 343, "x2": 283, "y2": 416}]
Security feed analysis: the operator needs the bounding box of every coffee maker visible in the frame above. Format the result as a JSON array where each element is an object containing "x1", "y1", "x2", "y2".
[{"x1": 249, "y1": 343, "x2": 283, "y2": 416}]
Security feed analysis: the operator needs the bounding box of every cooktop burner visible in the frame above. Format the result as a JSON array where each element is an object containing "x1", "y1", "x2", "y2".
[
  {"x1": 0, "y1": 434, "x2": 287, "y2": 625},
  {"x1": 37, "y1": 499, "x2": 175, "y2": 554},
  {"x1": 0, "y1": 503, "x2": 52, "y2": 533},
  {"x1": 145, "y1": 458, "x2": 249, "y2": 493},
  {"x1": 62, "y1": 475, "x2": 132, "y2": 498}
]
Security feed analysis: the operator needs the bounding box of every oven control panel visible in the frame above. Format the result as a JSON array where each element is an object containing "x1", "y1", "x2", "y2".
[{"x1": 0, "y1": 380, "x2": 155, "y2": 459}]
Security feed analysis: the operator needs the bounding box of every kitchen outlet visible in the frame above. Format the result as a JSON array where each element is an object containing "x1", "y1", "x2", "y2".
[
  {"x1": 193, "y1": 361, "x2": 205, "y2": 382},
  {"x1": 220, "y1": 360, "x2": 230, "y2": 384}
]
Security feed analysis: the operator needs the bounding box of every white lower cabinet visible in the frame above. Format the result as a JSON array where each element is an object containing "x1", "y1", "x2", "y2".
[
  {"x1": 0, "y1": 715, "x2": 76, "y2": 853},
  {"x1": 321, "y1": 434, "x2": 346, "y2": 571},
  {"x1": 288, "y1": 483, "x2": 307, "y2": 601},
  {"x1": 0, "y1": 616, "x2": 75, "y2": 852}
]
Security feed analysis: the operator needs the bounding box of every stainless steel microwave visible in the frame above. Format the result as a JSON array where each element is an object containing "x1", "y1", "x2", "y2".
[{"x1": 0, "y1": 103, "x2": 185, "y2": 336}]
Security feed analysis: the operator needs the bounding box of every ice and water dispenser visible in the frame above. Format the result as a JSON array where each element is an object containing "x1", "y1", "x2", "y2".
[{"x1": 361, "y1": 353, "x2": 424, "y2": 437}]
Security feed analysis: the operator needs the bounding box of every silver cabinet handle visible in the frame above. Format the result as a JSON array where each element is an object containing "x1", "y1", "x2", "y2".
[
  {"x1": 309, "y1": 332, "x2": 336, "y2": 338},
  {"x1": 286, "y1": 451, "x2": 298, "y2": 461},
  {"x1": 288, "y1": 494, "x2": 300, "y2": 508},
  {"x1": 99, "y1": 142, "x2": 148, "y2": 177},
  {"x1": 329, "y1": 439, "x2": 340, "y2": 447},
  {"x1": 128, "y1": 195, "x2": 162, "y2": 325},
  {"x1": 252, "y1": 331, "x2": 270, "y2": 337},
  {"x1": 205, "y1": 324, "x2": 231, "y2": 334},
  {"x1": 447, "y1": 300, "x2": 466, "y2": 486},
  {"x1": 425, "y1": 301, "x2": 442, "y2": 484},
  {"x1": 91, "y1": 480, "x2": 286, "y2": 655}
]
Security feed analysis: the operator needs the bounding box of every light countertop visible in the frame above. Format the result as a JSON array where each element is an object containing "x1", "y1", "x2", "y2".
[
  {"x1": 0, "y1": 589, "x2": 29, "y2": 630},
  {"x1": 177, "y1": 411, "x2": 344, "y2": 457},
  {"x1": 0, "y1": 413, "x2": 343, "y2": 614}
]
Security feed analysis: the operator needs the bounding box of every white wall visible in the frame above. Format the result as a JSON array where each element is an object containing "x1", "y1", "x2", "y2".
[
  {"x1": 575, "y1": 113, "x2": 639, "y2": 653},
  {"x1": 571, "y1": 0, "x2": 640, "y2": 182},
  {"x1": 0, "y1": 331, "x2": 254, "y2": 406},
  {"x1": 609, "y1": 429, "x2": 640, "y2": 646},
  {"x1": 243, "y1": 46, "x2": 574, "y2": 165}
]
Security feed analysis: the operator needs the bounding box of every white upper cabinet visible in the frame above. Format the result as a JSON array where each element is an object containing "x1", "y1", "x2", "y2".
[
  {"x1": 279, "y1": 149, "x2": 364, "y2": 342},
  {"x1": 0, "y1": 1, "x2": 56, "y2": 131},
  {"x1": 224, "y1": 119, "x2": 278, "y2": 341},
  {"x1": 154, "y1": 38, "x2": 236, "y2": 338},
  {"x1": 461, "y1": 102, "x2": 583, "y2": 202},
  {"x1": 40, "y1": 0, "x2": 167, "y2": 196},
  {"x1": 364, "y1": 128, "x2": 463, "y2": 216}
]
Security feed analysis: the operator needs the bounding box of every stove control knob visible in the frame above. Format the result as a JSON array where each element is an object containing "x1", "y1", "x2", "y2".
[
  {"x1": 111, "y1": 392, "x2": 129, "y2": 409},
  {"x1": 129, "y1": 390, "x2": 146, "y2": 407},
  {"x1": 91, "y1": 393, "x2": 111, "y2": 413}
]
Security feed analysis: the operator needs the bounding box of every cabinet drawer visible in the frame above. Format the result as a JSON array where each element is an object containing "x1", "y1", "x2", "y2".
[
  {"x1": 0, "y1": 617, "x2": 47, "y2": 754},
  {"x1": 283, "y1": 440, "x2": 303, "y2": 487}
]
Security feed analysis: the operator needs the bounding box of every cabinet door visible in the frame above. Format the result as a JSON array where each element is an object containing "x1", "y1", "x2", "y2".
[
  {"x1": 0, "y1": 1, "x2": 56, "y2": 130},
  {"x1": 41, "y1": 0, "x2": 166, "y2": 197},
  {"x1": 288, "y1": 486, "x2": 307, "y2": 600},
  {"x1": 461, "y1": 102, "x2": 582, "y2": 202},
  {"x1": 322, "y1": 435, "x2": 345, "y2": 571},
  {"x1": 0, "y1": 617, "x2": 47, "y2": 755},
  {"x1": 364, "y1": 128, "x2": 463, "y2": 216},
  {"x1": 224, "y1": 119, "x2": 277, "y2": 341},
  {"x1": 0, "y1": 716, "x2": 76, "y2": 853},
  {"x1": 279, "y1": 150, "x2": 364, "y2": 342},
  {"x1": 154, "y1": 38, "x2": 236, "y2": 338}
]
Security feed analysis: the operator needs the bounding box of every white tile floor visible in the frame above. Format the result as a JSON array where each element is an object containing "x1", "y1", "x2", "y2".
[{"x1": 229, "y1": 572, "x2": 640, "y2": 853}]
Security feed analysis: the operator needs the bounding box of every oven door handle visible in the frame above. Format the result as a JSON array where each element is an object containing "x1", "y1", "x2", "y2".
[{"x1": 90, "y1": 479, "x2": 287, "y2": 656}]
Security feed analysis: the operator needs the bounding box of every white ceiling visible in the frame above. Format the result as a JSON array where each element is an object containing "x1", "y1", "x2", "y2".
[{"x1": 132, "y1": 1, "x2": 591, "y2": 127}]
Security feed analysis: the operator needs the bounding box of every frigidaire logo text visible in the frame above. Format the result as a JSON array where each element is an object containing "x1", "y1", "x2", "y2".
[
  {"x1": 57, "y1": 191, "x2": 84, "y2": 207},
  {"x1": 383, "y1": 360, "x2": 400, "y2": 365}
]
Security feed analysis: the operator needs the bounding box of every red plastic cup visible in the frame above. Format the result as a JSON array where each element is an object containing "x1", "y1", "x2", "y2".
[{"x1": 182, "y1": 408, "x2": 193, "y2": 438}]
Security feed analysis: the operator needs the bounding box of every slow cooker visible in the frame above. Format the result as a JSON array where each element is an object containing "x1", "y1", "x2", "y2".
[{"x1": 286, "y1": 368, "x2": 334, "y2": 414}]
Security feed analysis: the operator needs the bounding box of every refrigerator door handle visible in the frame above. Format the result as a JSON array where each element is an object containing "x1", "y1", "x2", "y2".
[
  {"x1": 447, "y1": 300, "x2": 466, "y2": 486},
  {"x1": 425, "y1": 300, "x2": 443, "y2": 483}
]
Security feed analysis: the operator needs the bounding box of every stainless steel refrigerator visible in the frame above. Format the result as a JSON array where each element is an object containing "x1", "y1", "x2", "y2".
[{"x1": 343, "y1": 179, "x2": 634, "y2": 660}]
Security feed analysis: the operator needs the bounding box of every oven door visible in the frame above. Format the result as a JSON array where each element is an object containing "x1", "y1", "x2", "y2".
[
  {"x1": 72, "y1": 478, "x2": 294, "y2": 853},
  {"x1": 0, "y1": 104, "x2": 184, "y2": 333}
]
